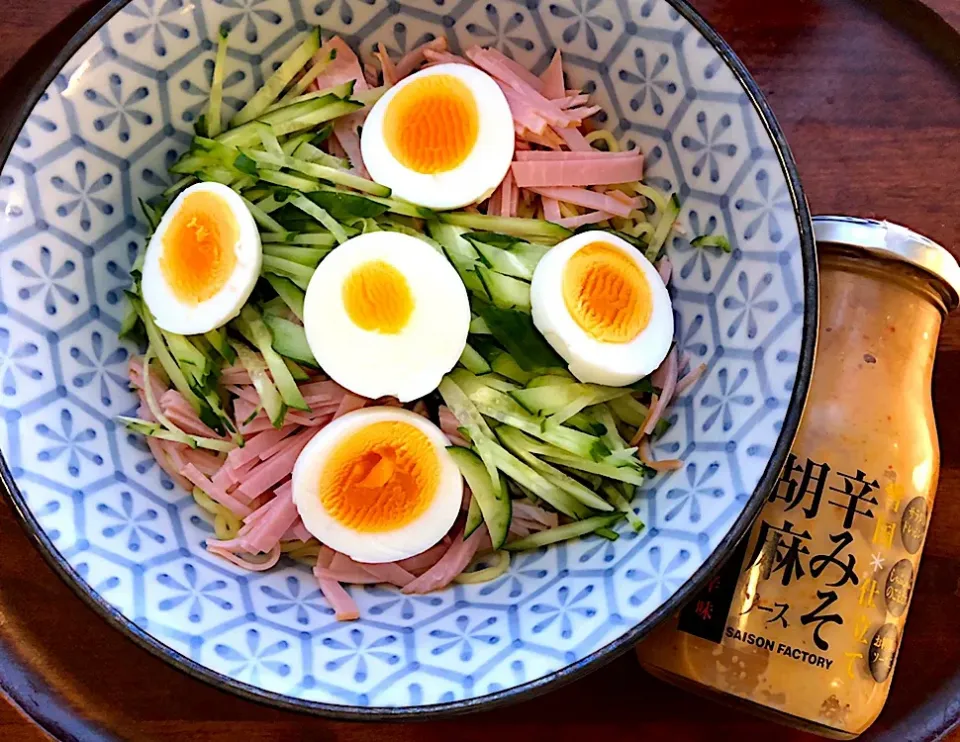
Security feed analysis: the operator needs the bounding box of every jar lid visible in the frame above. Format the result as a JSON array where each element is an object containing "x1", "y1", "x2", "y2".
[{"x1": 813, "y1": 216, "x2": 960, "y2": 310}]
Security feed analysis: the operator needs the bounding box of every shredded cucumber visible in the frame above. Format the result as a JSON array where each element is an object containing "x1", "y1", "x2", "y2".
[
  {"x1": 290, "y1": 194, "x2": 349, "y2": 244},
  {"x1": 264, "y1": 274, "x2": 306, "y2": 321},
  {"x1": 239, "y1": 305, "x2": 310, "y2": 412},
  {"x1": 454, "y1": 550, "x2": 511, "y2": 584},
  {"x1": 447, "y1": 446, "x2": 511, "y2": 549},
  {"x1": 458, "y1": 344, "x2": 491, "y2": 375},
  {"x1": 231, "y1": 341, "x2": 285, "y2": 427},
  {"x1": 439, "y1": 212, "x2": 572, "y2": 243},
  {"x1": 262, "y1": 314, "x2": 318, "y2": 367},
  {"x1": 504, "y1": 514, "x2": 624, "y2": 551}
]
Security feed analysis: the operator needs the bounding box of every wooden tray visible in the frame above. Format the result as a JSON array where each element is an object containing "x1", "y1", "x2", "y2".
[{"x1": 0, "y1": 0, "x2": 959, "y2": 739}]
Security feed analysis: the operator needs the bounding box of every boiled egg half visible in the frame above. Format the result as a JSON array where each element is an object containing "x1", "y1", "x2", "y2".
[
  {"x1": 531, "y1": 230, "x2": 673, "y2": 386},
  {"x1": 360, "y1": 63, "x2": 515, "y2": 210},
  {"x1": 141, "y1": 182, "x2": 261, "y2": 335},
  {"x1": 292, "y1": 407, "x2": 462, "y2": 563},
  {"x1": 303, "y1": 231, "x2": 470, "y2": 402}
]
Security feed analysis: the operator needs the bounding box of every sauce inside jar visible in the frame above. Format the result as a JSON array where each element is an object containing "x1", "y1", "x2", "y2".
[{"x1": 637, "y1": 219, "x2": 960, "y2": 739}]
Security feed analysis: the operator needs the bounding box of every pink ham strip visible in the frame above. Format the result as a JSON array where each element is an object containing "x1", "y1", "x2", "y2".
[
  {"x1": 516, "y1": 125, "x2": 564, "y2": 149},
  {"x1": 657, "y1": 256, "x2": 673, "y2": 285},
  {"x1": 556, "y1": 211, "x2": 613, "y2": 229},
  {"x1": 160, "y1": 390, "x2": 223, "y2": 438},
  {"x1": 513, "y1": 517, "x2": 553, "y2": 534},
  {"x1": 334, "y1": 113, "x2": 370, "y2": 178},
  {"x1": 212, "y1": 466, "x2": 235, "y2": 490},
  {"x1": 128, "y1": 357, "x2": 168, "y2": 402},
  {"x1": 557, "y1": 93, "x2": 590, "y2": 109},
  {"x1": 238, "y1": 427, "x2": 317, "y2": 499},
  {"x1": 226, "y1": 425, "x2": 297, "y2": 468},
  {"x1": 334, "y1": 392, "x2": 368, "y2": 419},
  {"x1": 526, "y1": 186, "x2": 638, "y2": 218},
  {"x1": 512, "y1": 155, "x2": 644, "y2": 187},
  {"x1": 639, "y1": 439, "x2": 683, "y2": 472},
  {"x1": 358, "y1": 561, "x2": 416, "y2": 588},
  {"x1": 282, "y1": 520, "x2": 312, "y2": 543},
  {"x1": 500, "y1": 170, "x2": 518, "y2": 218},
  {"x1": 402, "y1": 527, "x2": 486, "y2": 594},
  {"x1": 313, "y1": 558, "x2": 360, "y2": 620},
  {"x1": 220, "y1": 368, "x2": 252, "y2": 385},
  {"x1": 642, "y1": 346, "x2": 679, "y2": 437},
  {"x1": 207, "y1": 543, "x2": 282, "y2": 572},
  {"x1": 327, "y1": 135, "x2": 349, "y2": 161},
  {"x1": 395, "y1": 37, "x2": 449, "y2": 79},
  {"x1": 226, "y1": 457, "x2": 260, "y2": 490},
  {"x1": 363, "y1": 62, "x2": 379, "y2": 88},
  {"x1": 326, "y1": 553, "x2": 381, "y2": 584},
  {"x1": 438, "y1": 405, "x2": 469, "y2": 447},
  {"x1": 397, "y1": 542, "x2": 448, "y2": 575},
  {"x1": 676, "y1": 363, "x2": 708, "y2": 396},
  {"x1": 227, "y1": 384, "x2": 260, "y2": 404},
  {"x1": 540, "y1": 50, "x2": 565, "y2": 99},
  {"x1": 555, "y1": 124, "x2": 593, "y2": 152},
  {"x1": 374, "y1": 42, "x2": 398, "y2": 86},
  {"x1": 298, "y1": 379, "x2": 349, "y2": 402},
  {"x1": 181, "y1": 448, "x2": 222, "y2": 478},
  {"x1": 181, "y1": 463, "x2": 253, "y2": 518},
  {"x1": 423, "y1": 49, "x2": 470, "y2": 67},
  {"x1": 514, "y1": 150, "x2": 639, "y2": 161},
  {"x1": 542, "y1": 195, "x2": 562, "y2": 223},
  {"x1": 466, "y1": 46, "x2": 543, "y2": 93},
  {"x1": 487, "y1": 183, "x2": 503, "y2": 217},
  {"x1": 240, "y1": 482, "x2": 298, "y2": 553},
  {"x1": 494, "y1": 79, "x2": 571, "y2": 129},
  {"x1": 258, "y1": 425, "x2": 307, "y2": 461},
  {"x1": 564, "y1": 105, "x2": 602, "y2": 122},
  {"x1": 146, "y1": 437, "x2": 193, "y2": 492},
  {"x1": 500, "y1": 87, "x2": 550, "y2": 135},
  {"x1": 309, "y1": 36, "x2": 367, "y2": 93},
  {"x1": 509, "y1": 520, "x2": 531, "y2": 538},
  {"x1": 512, "y1": 501, "x2": 559, "y2": 528}
]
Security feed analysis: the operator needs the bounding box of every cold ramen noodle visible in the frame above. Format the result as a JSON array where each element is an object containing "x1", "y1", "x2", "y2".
[
  {"x1": 638, "y1": 218, "x2": 960, "y2": 739},
  {"x1": 121, "y1": 29, "x2": 729, "y2": 620}
]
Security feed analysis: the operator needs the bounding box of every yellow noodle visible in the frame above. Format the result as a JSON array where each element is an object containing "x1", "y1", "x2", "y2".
[{"x1": 585, "y1": 129, "x2": 620, "y2": 152}]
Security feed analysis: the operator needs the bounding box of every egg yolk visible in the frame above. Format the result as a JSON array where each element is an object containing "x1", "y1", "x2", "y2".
[
  {"x1": 319, "y1": 420, "x2": 440, "y2": 532},
  {"x1": 160, "y1": 191, "x2": 239, "y2": 304},
  {"x1": 562, "y1": 242, "x2": 652, "y2": 343},
  {"x1": 342, "y1": 260, "x2": 414, "y2": 334},
  {"x1": 383, "y1": 74, "x2": 480, "y2": 174}
]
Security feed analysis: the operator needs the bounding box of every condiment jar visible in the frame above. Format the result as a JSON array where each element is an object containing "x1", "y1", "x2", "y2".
[{"x1": 637, "y1": 217, "x2": 960, "y2": 739}]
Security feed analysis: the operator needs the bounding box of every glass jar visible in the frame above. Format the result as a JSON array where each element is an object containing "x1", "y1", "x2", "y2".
[{"x1": 637, "y1": 217, "x2": 960, "y2": 739}]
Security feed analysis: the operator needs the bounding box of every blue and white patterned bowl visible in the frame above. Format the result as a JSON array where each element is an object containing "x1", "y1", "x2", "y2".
[{"x1": 0, "y1": 0, "x2": 815, "y2": 716}]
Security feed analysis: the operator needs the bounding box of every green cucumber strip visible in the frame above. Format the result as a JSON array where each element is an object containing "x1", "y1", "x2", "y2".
[
  {"x1": 591, "y1": 403, "x2": 628, "y2": 452},
  {"x1": 170, "y1": 153, "x2": 215, "y2": 175},
  {"x1": 645, "y1": 193, "x2": 681, "y2": 262},
  {"x1": 290, "y1": 194, "x2": 348, "y2": 244},
  {"x1": 261, "y1": 231, "x2": 336, "y2": 247},
  {"x1": 306, "y1": 190, "x2": 389, "y2": 220},
  {"x1": 363, "y1": 194, "x2": 434, "y2": 219},
  {"x1": 240, "y1": 306, "x2": 311, "y2": 412},
  {"x1": 510, "y1": 383, "x2": 625, "y2": 417},
  {"x1": 442, "y1": 251, "x2": 485, "y2": 295},
  {"x1": 263, "y1": 244, "x2": 330, "y2": 267},
  {"x1": 139, "y1": 198, "x2": 161, "y2": 232},
  {"x1": 218, "y1": 98, "x2": 361, "y2": 147},
  {"x1": 283, "y1": 357, "x2": 311, "y2": 381},
  {"x1": 264, "y1": 274, "x2": 306, "y2": 321},
  {"x1": 117, "y1": 417, "x2": 235, "y2": 452},
  {"x1": 119, "y1": 299, "x2": 143, "y2": 342},
  {"x1": 634, "y1": 183, "x2": 669, "y2": 214},
  {"x1": 253, "y1": 123, "x2": 284, "y2": 156},
  {"x1": 134, "y1": 305, "x2": 204, "y2": 413},
  {"x1": 476, "y1": 436, "x2": 583, "y2": 519},
  {"x1": 474, "y1": 265, "x2": 531, "y2": 311},
  {"x1": 427, "y1": 221, "x2": 480, "y2": 262},
  {"x1": 257, "y1": 169, "x2": 321, "y2": 192},
  {"x1": 480, "y1": 306, "x2": 563, "y2": 371},
  {"x1": 471, "y1": 240, "x2": 534, "y2": 279},
  {"x1": 231, "y1": 341, "x2": 286, "y2": 427},
  {"x1": 262, "y1": 254, "x2": 316, "y2": 282},
  {"x1": 231, "y1": 28, "x2": 321, "y2": 126},
  {"x1": 254, "y1": 194, "x2": 283, "y2": 213},
  {"x1": 281, "y1": 44, "x2": 337, "y2": 102},
  {"x1": 204, "y1": 328, "x2": 236, "y2": 363},
  {"x1": 352, "y1": 84, "x2": 387, "y2": 106},
  {"x1": 439, "y1": 212, "x2": 572, "y2": 243},
  {"x1": 438, "y1": 376, "x2": 495, "y2": 441},
  {"x1": 504, "y1": 514, "x2": 624, "y2": 551},
  {"x1": 161, "y1": 330, "x2": 209, "y2": 381},
  {"x1": 497, "y1": 428, "x2": 612, "y2": 512},
  {"x1": 262, "y1": 314, "x2": 318, "y2": 366},
  {"x1": 609, "y1": 395, "x2": 649, "y2": 428},
  {"x1": 458, "y1": 344, "x2": 491, "y2": 375},
  {"x1": 244, "y1": 149, "x2": 390, "y2": 196},
  {"x1": 469, "y1": 315, "x2": 491, "y2": 334},
  {"x1": 270, "y1": 80, "x2": 355, "y2": 113},
  {"x1": 475, "y1": 374, "x2": 519, "y2": 393},
  {"x1": 163, "y1": 176, "x2": 196, "y2": 199},
  {"x1": 600, "y1": 483, "x2": 645, "y2": 532},
  {"x1": 240, "y1": 195, "x2": 287, "y2": 234},
  {"x1": 525, "y1": 374, "x2": 576, "y2": 389},
  {"x1": 280, "y1": 132, "x2": 314, "y2": 156},
  {"x1": 691, "y1": 234, "x2": 732, "y2": 252},
  {"x1": 447, "y1": 446, "x2": 511, "y2": 549},
  {"x1": 595, "y1": 527, "x2": 619, "y2": 541},
  {"x1": 489, "y1": 351, "x2": 533, "y2": 385},
  {"x1": 543, "y1": 450, "x2": 648, "y2": 486},
  {"x1": 293, "y1": 141, "x2": 349, "y2": 169}
]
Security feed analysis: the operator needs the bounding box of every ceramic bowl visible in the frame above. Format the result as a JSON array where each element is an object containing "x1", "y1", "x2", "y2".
[{"x1": 0, "y1": 0, "x2": 815, "y2": 716}]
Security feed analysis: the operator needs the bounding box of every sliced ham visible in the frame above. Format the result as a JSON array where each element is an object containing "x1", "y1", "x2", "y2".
[
  {"x1": 180, "y1": 463, "x2": 253, "y2": 518},
  {"x1": 512, "y1": 501, "x2": 559, "y2": 528},
  {"x1": 146, "y1": 436, "x2": 193, "y2": 492},
  {"x1": 500, "y1": 170, "x2": 518, "y2": 218},
  {"x1": 309, "y1": 36, "x2": 367, "y2": 93},
  {"x1": 515, "y1": 125, "x2": 564, "y2": 149},
  {"x1": 181, "y1": 448, "x2": 223, "y2": 478},
  {"x1": 396, "y1": 542, "x2": 449, "y2": 575},
  {"x1": 402, "y1": 527, "x2": 486, "y2": 594},
  {"x1": 632, "y1": 346, "x2": 679, "y2": 444},
  {"x1": 423, "y1": 48, "x2": 470, "y2": 67},
  {"x1": 313, "y1": 568, "x2": 360, "y2": 621},
  {"x1": 657, "y1": 256, "x2": 673, "y2": 285},
  {"x1": 363, "y1": 61, "x2": 379, "y2": 88},
  {"x1": 334, "y1": 392, "x2": 368, "y2": 419},
  {"x1": 395, "y1": 37, "x2": 449, "y2": 79},
  {"x1": 526, "y1": 186, "x2": 638, "y2": 218},
  {"x1": 540, "y1": 50, "x2": 565, "y2": 99},
  {"x1": 240, "y1": 482, "x2": 298, "y2": 554},
  {"x1": 494, "y1": 79, "x2": 571, "y2": 129},
  {"x1": 237, "y1": 427, "x2": 317, "y2": 499},
  {"x1": 542, "y1": 195, "x2": 562, "y2": 223},
  {"x1": 564, "y1": 105, "x2": 602, "y2": 122},
  {"x1": 357, "y1": 561, "x2": 416, "y2": 588},
  {"x1": 511, "y1": 154, "x2": 644, "y2": 187},
  {"x1": 557, "y1": 93, "x2": 589, "y2": 109},
  {"x1": 465, "y1": 46, "x2": 544, "y2": 93},
  {"x1": 514, "y1": 149, "x2": 640, "y2": 161},
  {"x1": 438, "y1": 405, "x2": 469, "y2": 447},
  {"x1": 226, "y1": 425, "x2": 298, "y2": 468},
  {"x1": 207, "y1": 542, "x2": 282, "y2": 572},
  {"x1": 676, "y1": 363, "x2": 708, "y2": 396},
  {"x1": 282, "y1": 519, "x2": 313, "y2": 543},
  {"x1": 374, "y1": 42, "x2": 398, "y2": 86},
  {"x1": 555, "y1": 124, "x2": 593, "y2": 152},
  {"x1": 334, "y1": 112, "x2": 369, "y2": 178},
  {"x1": 160, "y1": 390, "x2": 223, "y2": 438}
]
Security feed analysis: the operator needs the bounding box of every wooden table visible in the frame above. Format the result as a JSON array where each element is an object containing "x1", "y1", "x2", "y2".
[{"x1": 1, "y1": 0, "x2": 959, "y2": 739}]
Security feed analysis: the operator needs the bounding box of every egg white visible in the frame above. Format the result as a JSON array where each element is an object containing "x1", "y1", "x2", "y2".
[
  {"x1": 360, "y1": 64, "x2": 515, "y2": 211},
  {"x1": 292, "y1": 407, "x2": 463, "y2": 563},
  {"x1": 303, "y1": 231, "x2": 470, "y2": 402},
  {"x1": 530, "y1": 230, "x2": 674, "y2": 387},
  {"x1": 141, "y1": 182, "x2": 262, "y2": 335}
]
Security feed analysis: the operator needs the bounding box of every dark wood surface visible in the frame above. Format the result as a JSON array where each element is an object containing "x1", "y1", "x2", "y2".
[{"x1": 1, "y1": 0, "x2": 959, "y2": 740}]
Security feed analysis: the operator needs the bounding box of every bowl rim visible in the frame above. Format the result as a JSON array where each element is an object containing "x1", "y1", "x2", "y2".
[{"x1": 0, "y1": 0, "x2": 818, "y2": 721}]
